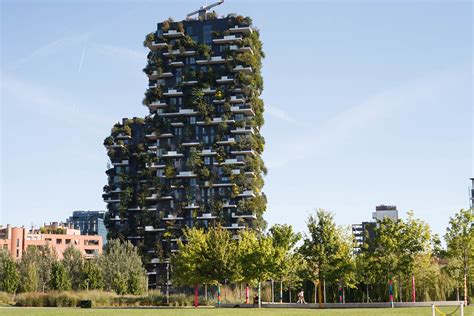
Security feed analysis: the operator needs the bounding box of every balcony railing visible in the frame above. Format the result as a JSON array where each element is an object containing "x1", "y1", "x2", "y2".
[
  {"x1": 163, "y1": 30, "x2": 184, "y2": 38},
  {"x1": 162, "y1": 89, "x2": 183, "y2": 97},
  {"x1": 216, "y1": 76, "x2": 234, "y2": 84},
  {"x1": 232, "y1": 65, "x2": 253, "y2": 73},
  {"x1": 176, "y1": 171, "x2": 197, "y2": 178},
  {"x1": 213, "y1": 35, "x2": 242, "y2": 44},
  {"x1": 229, "y1": 26, "x2": 253, "y2": 34},
  {"x1": 147, "y1": 41, "x2": 167, "y2": 51}
]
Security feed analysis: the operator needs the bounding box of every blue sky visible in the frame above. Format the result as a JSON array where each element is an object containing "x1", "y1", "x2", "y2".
[{"x1": 1, "y1": 0, "x2": 472, "y2": 239}]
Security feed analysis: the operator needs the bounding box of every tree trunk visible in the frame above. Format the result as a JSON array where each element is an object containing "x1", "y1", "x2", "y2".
[
  {"x1": 194, "y1": 283, "x2": 199, "y2": 307},
  {"x1": 204, "y1": 284, "x2": 208, "y2": 301},
  {"x1": 245, "y1": 284, "x2": 249, "y2": 304},
  {"x1": 399, "y1": 274, "x2": 403, "y2": 302},
  {"x1": 240, "y1": 283, "x2": 242, "y2": 301},
  {"x1": 464, "y1": 273, "x2": 468, "y2": 306},
  {"x1": 280, "y1": 281, "x2": 283, "y2": 303},
  {"x1": 457, "y1": 285, "x2": 460, "y2": 302},
  {"x1": 412, "y1": 274, "x2": 416, "y2": 303},
  {"x1": 323, "y1": 279, "x2": 326, "y2": 303},
  {"x1": 271, "y1": 279, "x2": 274, "y2": 303},
  {"x1": 258, "y1": 282, "x2": 261, "y2": 308},
  {"x1": 314, "y1": 281, "x2": 317, "y2": 303},
  {"x1": 366, "y1": 284, "x2": 370, "y2": 303},
  {"x1": 289, "y1": 287, "x2": 291, "y2": 303}
]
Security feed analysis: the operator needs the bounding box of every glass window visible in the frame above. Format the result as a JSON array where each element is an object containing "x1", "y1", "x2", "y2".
[
  {"x1": 190, "y1": 117, "x2": 196, "y2": 124},
  {"x1": 186, "y1": 26, "x2": 193, "y2": 35},
  {"x1": 170, "y1": 98, "x2": 176, "y2": 105},
  {"x1": 204, "y1": 157, "x2": 210, "y2": 165},
  {"x1": 203, "y1": 25, "x2": 212, "y2": 44}
]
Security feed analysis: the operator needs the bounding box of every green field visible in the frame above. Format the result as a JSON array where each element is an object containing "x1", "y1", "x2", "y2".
[{"x1": 0, "y1": 307, "x2": 472, "y2": 316}]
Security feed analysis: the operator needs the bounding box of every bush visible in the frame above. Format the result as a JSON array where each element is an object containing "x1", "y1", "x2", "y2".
[{"x1": 0, "y1": 291, "x2": 14, "y2": 306}]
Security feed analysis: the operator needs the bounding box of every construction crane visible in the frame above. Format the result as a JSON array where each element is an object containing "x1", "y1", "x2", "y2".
[{"x1": 186, "y1": 0, "x2": 224, "y2": 20}]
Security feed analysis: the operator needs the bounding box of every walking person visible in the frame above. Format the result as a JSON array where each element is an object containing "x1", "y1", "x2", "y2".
[{"x1": 297, "y1": 289, "x2": 307, "y2": 304}]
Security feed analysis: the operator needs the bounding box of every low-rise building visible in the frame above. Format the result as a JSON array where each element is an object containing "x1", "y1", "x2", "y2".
[
  {"x1": 352, "y1": 205, "x2": 399, "y2": 253},
  {"x1": 0, "y1": 222, "x2": 103, "y2": 260},
  {"x1": 66, "y1": 210, "x2": 107, "y2": 245}
]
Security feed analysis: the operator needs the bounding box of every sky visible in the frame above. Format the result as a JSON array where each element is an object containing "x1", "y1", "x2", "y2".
[{"x1": 0, "y1": 0, "x2": 472, "y2": 240}]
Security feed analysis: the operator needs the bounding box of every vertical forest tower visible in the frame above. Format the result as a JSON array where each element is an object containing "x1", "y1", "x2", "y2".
[{"x1": 103, "y1": 10, "x2": 266, "y2": 287}]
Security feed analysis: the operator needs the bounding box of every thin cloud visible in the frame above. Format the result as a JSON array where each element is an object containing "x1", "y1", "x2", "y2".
[
  {"x1": 266, "y1": 105, "x2": 297, "y2": 124},
  {"x1": 91, "y1": 43, "x2": 144, "y2": 62},
  {"x1": 10, "y1": 33, "x2": 90, "y2": 69},
  {"x1": 2, "y1": 75, "x2": 110, "y2": 132},
  {"x1": 266, "y1": 67, "x2": 465, "y2": 169}
]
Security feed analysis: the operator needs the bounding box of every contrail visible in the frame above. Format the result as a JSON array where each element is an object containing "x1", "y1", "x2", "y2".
[{"x1": 78, "y1": 45, "x2": 87, "y2": 73}]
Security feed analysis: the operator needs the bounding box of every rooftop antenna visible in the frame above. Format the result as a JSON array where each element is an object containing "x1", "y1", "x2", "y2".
[{"x1": 187, "y1": 0, "x2": 224, "y2": 20}]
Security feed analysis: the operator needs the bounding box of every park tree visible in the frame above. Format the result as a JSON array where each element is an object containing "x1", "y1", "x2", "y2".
[
  {"x1": 0, "y1": 251, "x2": 19, "y2": 293},
  {"x1": 300, "y1": 209, "x2": 353, "y2": 303},
  {"x1": 237, "y1": 229, "x2": 277, "y2": 307},
  {"x1": 172, "y1": 227, "x2": 207, "y2": 305},
  {"x1": 99, "y1": 239, "x2": 147, "y2": 295},
  {"x1": 62, "y1": 245, "x2": 84, "y2": 290},
  {"x1": 50, "y1": 261, "x2": 72, "y2": 291},
  {"x1": 80, "y1": 259, "x2": 104, "y2": 290},
  {"x1": 445, "y1": 208, "x2": 473, "y2": 305},
  {"x1": 18, "y1": 247, "x2": 40, "y2": 292},
  {"x1": 269, "y1": 224, "x2": 302, "y2": 303}
]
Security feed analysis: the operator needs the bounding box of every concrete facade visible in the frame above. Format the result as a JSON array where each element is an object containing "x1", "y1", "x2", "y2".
[{"x1": 0, "y1": 223, "x2": 103, "y2": 260}]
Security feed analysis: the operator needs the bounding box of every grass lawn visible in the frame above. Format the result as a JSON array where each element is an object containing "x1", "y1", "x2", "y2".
[{"x1": 0, "y1": 306, "x2": 472, "y2": 316}]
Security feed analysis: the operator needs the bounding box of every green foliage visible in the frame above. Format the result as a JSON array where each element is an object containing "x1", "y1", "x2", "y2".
[
  {"x1": 50, "y1": 261, "x2": 71, "y2": 291},
  {"x1": 0, "y1": 252, "x2": 19, "y2": 293},
  {"x1": 62, "y1": 246, "x2": 83, "y2": 290},
  {"x1": 99, "y1": 239, "x2": 147, "y2": 295},
  {"x1": 81, "y1": 259, "x2": 104, "y2": 291}
]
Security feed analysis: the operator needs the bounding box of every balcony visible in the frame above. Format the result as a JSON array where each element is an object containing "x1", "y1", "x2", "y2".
[
  {"x1": 197, "y1": 117, "x2": 235, "y2": 125},
  {"x1": 109, "y1": 215, "x2": 124, "y2": 221},
  {"x1": 146, "y1": 162, "x2": 165, "y2": 170},
  {"x1": 230, "y1": 95, "x2": 245, "y2": 104},
  {"x1": 238, "y1": 190, "x2": 255, "y2": 198},
  {"x1": 218, "y1": 158, "x2": 245, "y2": 166},
  {"x1": 182, "y1": 141, "x2": 200, "y2": 147},
  {"x1": 162, "y1": 89, "x2": 183, "y2": 97},
  {"x1": 163, "y1": 30, "x2": 184, "y2": 38},
  {"x1": 213, "y1": 35, "x2": 242, "y2": 44},
  {"x1": 184, "y1": 204, "x2": 200, "y2": 209},
  {"x1": 202, "y1": 87, "x2": 216, "y2": 94},
  {"x1": 170, "y1": 61, "x2": 184, "y2": 67},
  {"x1": 229, "y1": 45, "x2": 253, "y2": 54},
  {"x1": 104, "y1": 197, "x2": 120, "y2": 203},
  {"x1": 231, "y1": 105, "x2": 254, "y2": 116},
  {"x1": 147, "y1": 41, "x2": 167, "y2": 51},
  {"x1": 181, "y1": 80, "x2": 198, "y2": 86},
  {"x1": 197, "y1": 213, "x2": 217, "y2": 220},
  {"x1": 223, "y1": 202, "x2": 237, "y2": 208},
  {"x1": 230, "y1": 126, "x2": 254, "y2": 134},
  {"x1": 147, "y1": 101, "x2": 167, "y2": 110},
  {"x1": 112, "y1": 160, "x2": 129, "y2": 166},
  {"x1": 163, "y1": 50, "x2": 196, "y2": 57},
  {"x1": 128, "y1": 207, "x2": 141, "y2": 212},
  {"x1": 108, "y1": 143, "x2": 124, "y2": 149},
  {"x1": 146, "y1": 194, "x2": 158, "y2": 201},
  {"x1": 229, "y1": 26, "x2": 253, "y2": 34},
  {"x1": 224, "y1": 223, "x2": 245, "y2": 230},
  {"x1": 162, "y1": 151, "x2": 184, "y2": 158},
  {"x1": 233, "y1": 65, "x2": 253, "y2": 73},
  {"x1": 145, "y1": 226, "x2": 166, "y2": 232},
  {"x1": 212, "y1": 182, "x2": 233, "y2": 187},
  {"x1": 200, "y1": 149, "x2": 217, "y2": 156},
  {"x1": 159, "y1": 108, "x2": 197, "y2": 117},
  {"x1": 115, "y1": 133, "x2": 131, "y2": 140},
  {"x1": 145, "y1": 132, "x2": 158, "y2": 140},
  {"x1": 231, "y1": 150, "x2": 256, "y2": 156},
  {"x1": 162, "y1": 214, "x2": 184, "y2": 221},
  {"x1": 216, "y1": 76, "x2": 234, "y2": 84},
  {"x1": 147, "y1": 70, "x2": 160, "y2": 80},
  {"x1": 158, "y1": 133, "x2": 174, "y2": 138},
  {"x1": 196, "y1": 56, "x2": 228, "y2": 65},
  {"x1": 232, "y1": 212, "x2": 257, "y2": 220},
  {"x1": 216, "y1": 137, "x2": 236, "y2": 145},
  {"x1": 176, "y1": 171, "x2": 197, "y2": 178}
]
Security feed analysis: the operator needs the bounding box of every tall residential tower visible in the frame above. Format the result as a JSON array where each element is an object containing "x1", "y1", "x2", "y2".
[{"x1": 103, "y1": 11, "x2": 266, "y2": 288}]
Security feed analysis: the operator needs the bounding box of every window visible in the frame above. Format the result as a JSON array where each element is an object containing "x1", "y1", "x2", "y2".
[
  {"x1": 203, "y1": 25, "x2": 212, "y2": 44},
  {"x1": 65, "y1": 239, "x2": 71, "y2": 244},
  {"x1": 56, "y1": 239, "x2": 62, "y2": 244},
  {"x1": 176, "y1": 69, "x2": 182, "y2": 83},
  {"x1": 204, "y1": 157, "x2": 210, "y2": 165},
  {"x1": 170, "y1": 98, "x2": 176, "y2": 105},
  {"x1": 201, "y1": 66, "x2": 208, "y2": 73},
  {"x1": 190, "y1": 117, "x2": 196, "y2": 124},
  {"x1": 190, "y1": 179, "x2": 196, "y2": 186},
  {"x1": 177, "y1": 97, "x2": 182, "y2": 105},
  {"x1": 186, "y1": 26, "x2": 193, "y2": 35},
  {"x1": 16, "y1": 249, "x2": 19, "y2": 258},
  {"x1": 189, "y1": 57, "x2": 195, "y2": 65},
  {"x1": 175, "y1": 127, "x2": 182, "y2": 136},
  {"x1": 16, "y1": 239, "x2": 19, "y2": 247}
]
